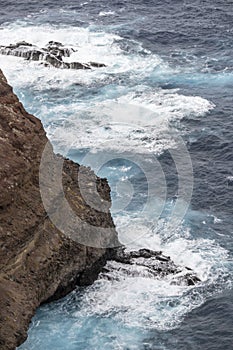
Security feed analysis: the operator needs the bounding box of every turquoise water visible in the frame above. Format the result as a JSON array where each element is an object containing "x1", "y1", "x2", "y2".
[{"x1": 0, "y1": 0, "x2": 232, "y2": 348}]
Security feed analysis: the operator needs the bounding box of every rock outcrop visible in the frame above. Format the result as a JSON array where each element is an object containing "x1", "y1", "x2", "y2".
[
  {"x1": 0, "y1": 69, "x2": 118, "y2": 350},
  {"x1": 108, "y1": 248, "x2": 201, "y2": 286},
  {"x1": 0, "y1": 41, "x2": 107, "y2": 70}
]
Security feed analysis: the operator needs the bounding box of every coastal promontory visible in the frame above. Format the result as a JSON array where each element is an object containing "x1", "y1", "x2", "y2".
[{"x1": 0, "y1": 69, "x2": 118, "y2": 350}]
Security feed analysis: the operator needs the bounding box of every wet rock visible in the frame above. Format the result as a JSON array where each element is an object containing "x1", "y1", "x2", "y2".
[
  {"x1": 45, "y1": 41, "x2": 74, "y2": 58},
  {"x1": 89, "y1": 61, "x2": 107, "y2": 68},
  {"x1": 0, "y1": 41, "x2": 106, "y2": 70},
  {"x1": 69, "y1": 61, "x2": 91, "y2": 70},
  {"x1": 26, "y1": 50, "x2": 44, "y2": 61},
  {"x1": 0, "y1": 44, "x2": 44, "y2": 61},
  {"x1": 185, "y1": 274, "x2": 201, "y2": 286},
  {"x1": 44, "y1": 54, "x2": 66, "y2": 69},
  {"x1": 110, "y1": 248, "x2": 201, "y2": 286}
]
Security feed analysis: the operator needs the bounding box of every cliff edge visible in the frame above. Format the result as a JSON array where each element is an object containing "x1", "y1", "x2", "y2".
[{"x1": 0, "y1": 69, "x2": 119, "y2": 350}]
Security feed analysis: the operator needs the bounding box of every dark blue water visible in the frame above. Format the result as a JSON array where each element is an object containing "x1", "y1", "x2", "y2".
[{"x1": 0, "y1": 1, "x2": 233, "y2": 349}]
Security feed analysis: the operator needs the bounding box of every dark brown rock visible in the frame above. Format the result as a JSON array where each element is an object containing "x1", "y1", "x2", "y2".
[{"x1": 0, "y1": 69, "x2": 119, "y2": 350}]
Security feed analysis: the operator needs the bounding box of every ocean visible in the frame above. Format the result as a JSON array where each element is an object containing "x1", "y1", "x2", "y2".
[{"x1": 0, "y1": 0, "x2": 233, "y2": 349}]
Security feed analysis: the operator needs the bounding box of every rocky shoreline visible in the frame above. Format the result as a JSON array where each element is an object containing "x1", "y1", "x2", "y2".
[
  {"x1": 0, "y1": 69, "x2": 200, "y2": 350},
  {"x1": 0, "y1": 69, "x2": 118, "y2": 350}
]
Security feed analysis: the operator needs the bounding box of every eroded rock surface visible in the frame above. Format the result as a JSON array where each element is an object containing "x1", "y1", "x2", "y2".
[
  {"x1": 0, "y1": 69, "x2": 117, "y2": 350},
  {"x1": 0, "y1": 41, "x2": 106, "y2": 70}
]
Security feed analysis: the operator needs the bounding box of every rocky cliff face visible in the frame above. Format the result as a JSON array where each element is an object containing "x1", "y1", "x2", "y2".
[
  {"x1": 0, "y1": 69, "x2": 201, "y2": 350},
  {"x1": 0, "y1": 69, "x2": 119, "y2": 350}
]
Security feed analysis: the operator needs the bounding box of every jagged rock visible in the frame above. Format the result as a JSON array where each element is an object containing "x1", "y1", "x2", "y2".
[
  {"x1": 110, "y1": 248, "x2": 201, "y2": 286},
  {"x1": 44, "y1": 53, "x2": 67, "y2": 69},
  {"x1": 0, "y1": 41, "x2": 106, "y2": 70},
  {"x1": 45, "y1": 41, "x2": 74, "y2": 58},
  {"x1": 0, "y1": 44, "x2": 44, "y2": 61},
  {"x1": 0, "y1": 70, "x2": 118, "y2": 350}
]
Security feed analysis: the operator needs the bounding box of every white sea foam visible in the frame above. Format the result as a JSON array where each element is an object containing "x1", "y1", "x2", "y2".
[
  {"x1": 99, "y1": 10, "x2": 116, "y2": 17},
  {"x1": 44, "y1": 91, "x2": 213, "y2": 156},
  {"x1": 70, "y1": 210, "x2": 230, "y2": 330},
  {"x1": 0, "y1": 23, "x2": 214, "y2": 155},
  {"x1": 2, "y1": 21, "x2": 230, "y2": 334}
]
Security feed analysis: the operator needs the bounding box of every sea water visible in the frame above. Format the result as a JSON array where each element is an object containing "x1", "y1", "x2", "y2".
[{"x1": 0, "y1": 1, "x2": 232, "y2": 349}]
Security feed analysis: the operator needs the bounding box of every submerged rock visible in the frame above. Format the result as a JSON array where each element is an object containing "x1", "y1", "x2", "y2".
[
  {"x1": 0, "y1": 41, "x2": 106, "y2": 70},
  {"x1": 0, "y1": 69, "x2": 117, "y2": 350}
]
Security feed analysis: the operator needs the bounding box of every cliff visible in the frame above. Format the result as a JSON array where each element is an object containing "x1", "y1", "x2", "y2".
[{"x1": 0, "y1": 69, "x2": 119, "y2": 350}]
